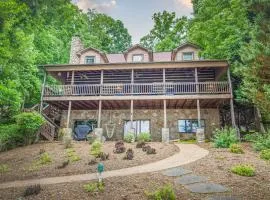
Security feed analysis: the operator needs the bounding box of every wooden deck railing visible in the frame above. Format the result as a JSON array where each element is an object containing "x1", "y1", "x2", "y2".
[{"x1": 44, "y1": 81, "x2": 230, "y2": 97}]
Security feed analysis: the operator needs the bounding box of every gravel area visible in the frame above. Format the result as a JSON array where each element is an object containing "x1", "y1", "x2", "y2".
[{"x1": 0, "y1": 141, "x2": 179, "y2": 182}]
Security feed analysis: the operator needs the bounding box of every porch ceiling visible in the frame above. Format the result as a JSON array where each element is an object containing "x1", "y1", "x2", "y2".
[{"x1": 46, "y1": 99, "x2": 229, "y2": 110}]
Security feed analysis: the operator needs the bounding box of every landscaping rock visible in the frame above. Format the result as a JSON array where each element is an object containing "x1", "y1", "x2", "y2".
[
  {"x1": 184, "y1": 183, "x2": 228, "y2": 193},
  {"x1": 175, "y1": 174, "x2": 208, "y2": 185},
  {"x1": 162, "y1": 167, "x2": 192, "y2": 177}
]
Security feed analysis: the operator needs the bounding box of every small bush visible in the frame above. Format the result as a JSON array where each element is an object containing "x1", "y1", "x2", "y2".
[
  {"x1": 83, "y1": 182, "x2": 104, "y2": 193},
  {"x1": 23, "y1": 184, "x2": 41, "y2": 197},
  {"x1": 0, "y1": 124, "x2": 23, "y2": 151},
  {"x1": 124, "y1": 148, "x2": 134, "y2": 160},
  {"x1": 57, "y1": 160, "x2": 69, "y2": 169},
  {"x1": 90, "y1": 140, "x2": 102, "y2": 158},
  {"x1": 145, "y1": 184, "x2": 176, "y2": 200},
  {"x1": 38, "y1": 152, "x2": 52, "y2": 165},
  {"x1": 113, "y1": 141, "x2": 126, "y2": 154},
  {"x1": 137, "y1": 132, "x2": 151, "y2": 142},
  {"x1": 249, "y1": 133, "x2": 270, "y2": 151},
  {"x1": 213, "y1": 126, "x2": 238, "y2": 148},
  {"x1": 99, "y1": 152, "x2": 109, "y2": 161},
  {"x1": 142, "y1": 145, "x2": 151, "y2": 152},
  {"x1": 66, "y1": 148, "x2": 81, "y2": 162},
  {"x1": 136, "y1": 141, "x2": 146, "y2": 148},
  {"x1": 0, "y1": 164, "x2": 9, "y2": 173},
  {"x1": 230, "y1": 144, "x2": 244, "y2": 154},
  {"x1": 146, "y1": 147, "x2": 156, "y2": 154},
  {"x1": 124, "y1": 132, "x2": 135, "y2": 143},
  {"x1": 231, "y1": 164, "x2": 255, "y2": 177},
  {"x1": 260, "y1": 149, "x2": 270, "y2": 160}
]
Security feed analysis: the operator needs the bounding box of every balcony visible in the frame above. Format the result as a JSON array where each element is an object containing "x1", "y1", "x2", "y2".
[{"x1": 44, "y1": 81, "x2": 230, "y2": 97}]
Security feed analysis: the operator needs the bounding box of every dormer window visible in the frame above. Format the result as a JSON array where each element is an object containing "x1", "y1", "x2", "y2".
[
  {"x1": 85, "y1": 56, "x2": 95, "y2": 64},
  {"x1": 182, "y1": 52, "x2": 194, "y2": 61},
  {"x1": 132, "y1": 54, "x2": 144, "y2": 62}
]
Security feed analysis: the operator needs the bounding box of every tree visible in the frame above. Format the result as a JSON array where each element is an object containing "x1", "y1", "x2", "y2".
[
  {"x1": 86, "y1": 10, "x2": 132, "y2": 53},
  {"x1": 140, "y1": 11, "x2": 188, "y2": 51}
]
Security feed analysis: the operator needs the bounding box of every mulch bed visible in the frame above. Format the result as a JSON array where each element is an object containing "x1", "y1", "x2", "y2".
[{"x1": 0, "y1": 141, "x2": 179, "y2": 182}]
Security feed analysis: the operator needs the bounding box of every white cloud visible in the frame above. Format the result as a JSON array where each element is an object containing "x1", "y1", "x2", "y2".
[
  {"x1": 74, "y1": 0, "x2": 117, "y2": 13},
  {"x1": 174, "y1": 0, "x2": 193, "y2": 9}
]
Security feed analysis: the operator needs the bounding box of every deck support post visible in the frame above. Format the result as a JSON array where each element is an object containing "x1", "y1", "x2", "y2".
[
  {"x1": 98, "y1": 100, "x2": 102, "y2": 128},
  {"x1": 67, "y1": 101, "x2": 72, "y2": 128},
  {"x1": 195, "y1": 67, "x2": 205, "y2": 142},
  {"x1": 94, "y1": 100, "x2": 103, "y2": 142},
  {"x1": 39, "y1": 71, "x2": 47, "y2": 113},
  {"x1": 227, "y1": 68, "x2": 240, "y2": 140},
  {"x1": 162, "y1": 99, "x2": 169, "y2": 143}
]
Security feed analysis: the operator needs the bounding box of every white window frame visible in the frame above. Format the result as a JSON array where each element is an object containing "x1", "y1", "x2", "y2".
[
  {"x1": 132, "y1": 54, "x2": 144, "y2": 62},
  {"x1": 85, "y1": 56, "x2": 96, "y2": 64},
  {"x1": 182, "y1": 52, "x2": 194, "y2": 61}
]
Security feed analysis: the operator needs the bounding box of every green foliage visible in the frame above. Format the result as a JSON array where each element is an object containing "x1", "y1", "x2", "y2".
[
  {"x1": 260, "y1": 149, "x2": 270, "y2": 160},
  {"x1": 231, "y1": 164, "x2": 255, "y2": 177},
  {"x1": 137, "y1": 132, "x2": 151, "y2": 142},
  {"x1": 0, "y1": 164, "x2": 10, "y2": 173},
  {"x1": 145, "y1": 184, "x2": 176, "y2": 200},
  {"x1": 230, "y1": 144, "x2": 244, "y2": 154},
  {"x1": 15, "y1": 112, "x2": 45, "y2": 144},
  {"x1": 213, "y1": 127, "x2": 238, "y2": 148},
  {"x1": 178, "y1": 139, "x2": 197, "y2": 144},
  {"x1": 38, "y1": 152, "x2": 52, "y2": 165},
  {"x1": 124, "y1": 132, "x2": 135, "y2": 143},
  {"x1": 66, "y1": 148, "x2": 81, "y2": 162},
  {"x1": 245, "y1": 133, "x2": 270, "y2": 151},
  {"x1": 140, "y1": 11, "x2": 188, "y2": 51},
  {"x1": 83, "y1": 182, "x2": 104, "y2": 193},
  {"x1": 90, "y1": 140, "x2": 102, "y2": 158},
  {"x1": 0, "y1": 124, "x2": 22, "y2": 151}
]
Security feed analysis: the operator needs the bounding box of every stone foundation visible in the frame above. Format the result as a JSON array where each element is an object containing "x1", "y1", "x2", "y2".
[{"x1": 60, "y1": 109, "x2": 220, "y2": 141}]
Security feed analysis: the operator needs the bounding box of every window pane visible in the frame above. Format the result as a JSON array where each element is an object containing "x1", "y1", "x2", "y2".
[
  {"x1": 133, "y1": 55, "x2": 143, "y2": 62},
  {"x1": 140, "y1": 120, "x2": 150, "y2": 133},
  {"x1": 183, "y1": 52, "x2": 193, "y2": 60},
  {"x1": 191, "y1": 120, "x2": 199, "y2": 133},
  {"x1": 186, "y1": 120, "x2": 192, "y2": 132},
  {"x1": 178, "y1": 120, "x2": 186, "y2": 132},
  {"x1": 85, "y1": 56, "x2": 95, "y2": 64},
  {"x1": 124, "y1": 121, "x2": 136, "y2": 135}
]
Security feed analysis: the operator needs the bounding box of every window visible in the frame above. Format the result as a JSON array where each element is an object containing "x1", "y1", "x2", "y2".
[
  {"x1": 85, "y1": 56, "x2": 95, "y2": 64},
  {"x1": 124, "y1": 120, "x2": 150, "y2": 136},
  {"x1": 132, "y1": 54, "x2": 144, "y2": 62},
  {"x1": 182, "y1": 52, "x2": 194, "y2": 60},
  {"x1": 178, "y1": 119, "x2": 205, "y2": 133}
]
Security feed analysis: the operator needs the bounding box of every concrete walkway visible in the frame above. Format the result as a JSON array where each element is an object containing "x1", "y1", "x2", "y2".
[{"x1": 0, "y1": 143, "x2": 208, "y2": 189}]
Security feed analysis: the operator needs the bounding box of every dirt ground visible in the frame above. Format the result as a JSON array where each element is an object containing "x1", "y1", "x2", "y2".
[
  {"x1": 0, "y1": 141, "x2": 178, "y2": 182},
  {"x1": 0, "y1": 142, "x2": 269, "y2": 200}
]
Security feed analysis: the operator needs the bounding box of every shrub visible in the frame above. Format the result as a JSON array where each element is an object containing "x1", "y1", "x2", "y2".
[
  {"x1": 38, "y1": 152, "x2": 52, "y2": 165},
  {"x1": 23, "y1": 185, "x2": 41, "y2": 197},
  {"x1": 145, "y1": 184, "x2": 176, "y2": 200},
  {"x1": 229, "y1": 144, "x2": 244, "y2": 154},
  {"x1": 66, "y1": 148, "x2": 81, "y2": 162},
  {"x1": 83, "y1": 182, "x2": 104, "y2": 193},
  {"x1": 99, "y1": 152, "x2": 109, "y2": 161},
  {"x1": 260, "y1": 149, "x2": 270, "y2": 160},
  {"x1": 0, "y1": 124, "x2": 22, "y2": 151},
  {"x1": 137, "y1": 132, "x2": 151, "y2": 142},
  {"x1": 231, "y1": 164, "x2": 255, "y2": 177},
  {"x1": 142, "y1": 145, "x2": 151, "y2": 152},
  {"x1": 124, "y1": 148, "x2": 134, "y2": 160},
  {"x1": 250, "y1": 134, "x2": 270, "y2": 151},
  {"x1": 90, "y1": 140, "x2": 102, "y2": 158},
  {"x1": 136, "y1": 141, "x2": 146, "y2": 148},
  {"x1": 113, "y1": 141, "x2": 126, "y2": 154},
  {"x1": 57, "y1": 160, "x2": 69, "y2": 169},
  {"x1": 146, "y1": 147, "x2": 156, "y2": 154},
  {"x1": 124, "y1": 132, "x2": 135, "y2": 143},
  {"x1": 15, "y1": 112, "x2": 45, "y2": 145},
  {"x1": 0, "y1": 164, "x2": 9, "y2": 173},
  {"x1": 213, "y1": 127, "x2": 238, "y2": 148}
]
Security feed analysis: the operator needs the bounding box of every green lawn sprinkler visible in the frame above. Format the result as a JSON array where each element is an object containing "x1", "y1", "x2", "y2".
[{"x1": 97, "y1": 162, "x2": 104, "y2": 183}]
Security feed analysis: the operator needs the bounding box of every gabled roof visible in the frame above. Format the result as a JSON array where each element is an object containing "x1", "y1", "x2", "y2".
[
  {"x1": 171, "y1": 42, "x2": 201, "y2": 61},
  {"x1": 123, "y1": 44, "x2": 153, "y2": 61},
  {"x1": 76, "y1": 47, "x2": 109, "y2": 63}
]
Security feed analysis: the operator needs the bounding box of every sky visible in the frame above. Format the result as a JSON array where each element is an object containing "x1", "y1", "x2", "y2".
[{"x1": 72, "y1": 0, "x2": 193, "y2": 44}]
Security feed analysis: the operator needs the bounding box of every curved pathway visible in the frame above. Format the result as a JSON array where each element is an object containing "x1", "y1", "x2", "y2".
[{"x1": 0, "y1": 144, "x2": 208, "y2": 189}]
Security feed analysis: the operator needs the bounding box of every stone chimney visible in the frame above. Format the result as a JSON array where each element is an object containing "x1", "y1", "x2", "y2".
[{"x1": 69, "y1": 36, "x2": 84, "y2": 64}]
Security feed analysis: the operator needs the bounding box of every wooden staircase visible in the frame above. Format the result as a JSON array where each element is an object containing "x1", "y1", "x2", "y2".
[{"x1": 26, "y1": 104, "x2": 61, "y2": 141}]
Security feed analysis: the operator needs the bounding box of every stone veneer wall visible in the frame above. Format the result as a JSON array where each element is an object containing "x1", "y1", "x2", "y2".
[{"x1": 60, "y1": 109, "x2": 220, "y2": 141}]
